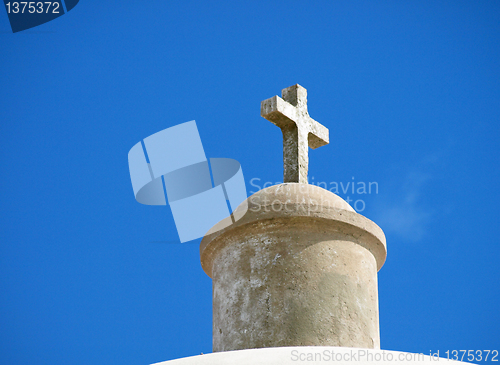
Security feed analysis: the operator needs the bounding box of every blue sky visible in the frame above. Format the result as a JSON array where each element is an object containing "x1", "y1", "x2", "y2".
[{"x1": 1, "y1": 1, "x2": 499, "y2": 364}]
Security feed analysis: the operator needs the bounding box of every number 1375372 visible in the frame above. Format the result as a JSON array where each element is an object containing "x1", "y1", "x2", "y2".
[{"x1": 5, "y1": 2, "x2": 60, "y2": 14}]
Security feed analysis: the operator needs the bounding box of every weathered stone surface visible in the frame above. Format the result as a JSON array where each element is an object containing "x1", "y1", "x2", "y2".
[
  {"x1": 261, "y1": 85, "x2": 329, "y2": 184},
  {"x1": 200, "y1": 184, "x2": 387, "y2": 352}
]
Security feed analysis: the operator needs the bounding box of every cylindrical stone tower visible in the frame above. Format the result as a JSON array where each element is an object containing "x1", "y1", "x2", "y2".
[{"x1": 200, "y1": 183, "x2": 387, "y2": 352}]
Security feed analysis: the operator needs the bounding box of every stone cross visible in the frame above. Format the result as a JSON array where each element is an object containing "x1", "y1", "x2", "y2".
[{"x1": 261, "y1": 84, "x2": 329, "y2": 184}]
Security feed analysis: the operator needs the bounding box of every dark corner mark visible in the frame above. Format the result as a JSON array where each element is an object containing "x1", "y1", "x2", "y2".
[
  {"x1": 64, "y1": 0, "x2": 78, "y2": 12},
  {"x1": 3, "y1": 0, "x2": 79, "y2": 33}
]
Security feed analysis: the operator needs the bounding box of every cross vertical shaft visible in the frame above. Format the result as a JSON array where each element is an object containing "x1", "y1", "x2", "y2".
[{"x1": 261, "y1": 84, "x2": 329, "y2": 184}]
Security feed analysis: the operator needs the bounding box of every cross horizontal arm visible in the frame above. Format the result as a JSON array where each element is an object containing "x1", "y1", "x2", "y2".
[
  {"x1": 261, "y1": 95, "x2": 329, "y2": 148},
  {"x1": 261, "y1": 95, "x2": 298, "y2": 129},
  {"x1": 308, "y1": 119, "x2": 329, "y2": 149}
]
